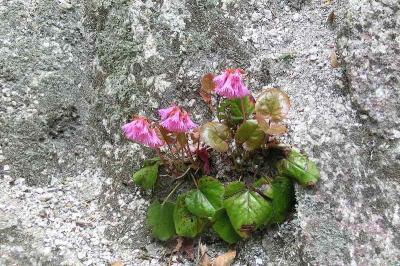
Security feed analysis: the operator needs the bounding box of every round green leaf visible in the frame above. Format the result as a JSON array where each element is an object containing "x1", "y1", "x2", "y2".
[
  {"x1": 200, "y1": 122, "x2": 231, "y2": 152},
  {"x1": 146, "y1": 201, "x2": 176, "y2": 241},
  {"x1": 212, "y1": 209, "x2": 242, "y2": 244},
  {"x1": 268, "y1": 176, "x2": 295, "y2": 224},
  {"x1": 174, "y1": 194, "x2": 206, "y2": 238},
  {"x1": 132, "y1": 163, "x2": 159, "y2": 189},
  {"x1": 222, "y1": 96, "x2": 255, "y2": 123},
  {"x1": 277, "y1": 149, "x2": 320, "y2": 187},
  {"x1": 253, "y1": 176, "x2": 269, "y2": 189},
  {"x1": 185, "y1": 190, "x2": 216, "y2": 218},
  {"x1": 224, "y1": 190, "x2": 272, "y2": 238},
  {"x1": 198, "y1": 176, "x2": 224, "y2": 209},
  {"x1": 235, "y1": 120, "x2": 266, "y2": 151},
  {"x1": 224, "y1": 181, "x2": 246, "y2": 198},
  {"x1": 143, "y1": 157, "x2": 161, "y2": 167},
  {"x1": 185, "y1": 177, "x2": 224, "y2": 218},
  {"x1": 255, "y1": 88, "x2": 291, "y2": 122}
]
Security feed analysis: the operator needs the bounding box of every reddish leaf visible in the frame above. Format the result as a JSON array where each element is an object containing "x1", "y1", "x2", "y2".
[
  {"x1": 200, "y1": 90, "x2": 212, "y2": 105},
  {"x1": 201, "y1": 73, "x2": 215, "y2": 93},
  {"x1": 255, "y1": 88, "x2": 291, "y2": 122},
  {"x1": 197, "y1": 148, "x2": 211, "y2": 175},
  {"x1": 267, "y1": 123, "x2": 287, "y2": 135},
  {"x1": 200, "y1": 122, "x2": 231, "y2": 152},
  {"x1": 255, "y1": 113, "x2": 269, "y2": 133},
  {"x1": 200, "y1": 73, "x2": 215, "y2": 109}
]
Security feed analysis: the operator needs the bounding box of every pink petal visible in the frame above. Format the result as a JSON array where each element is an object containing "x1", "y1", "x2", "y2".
[
  {"x1": 158, "y1": 105, "x2": 177, "y2": 120},
  {"x1": 213, "y1": 71, "x2": 229, "y2": 89},
  {"x1": 214, "y1": 69, "x2": 249, "y2": 99},
  {"x1": 145, "y1": 129, "x2": 164, "y2": 148}
]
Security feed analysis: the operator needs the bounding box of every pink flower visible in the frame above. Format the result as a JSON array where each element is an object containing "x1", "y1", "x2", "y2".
[
  {"x1": 158, "y1": 105, "x2": 176, "y2": 120},
  {"x1": 122, "y1": 117, "x2": 164, "y2": 148},
  {"x1": 158, "y1": 105, "x2": 197, "y2": 133},
  {"x1": 213, "y1": 69, "x2": 250, "y2": 99}
]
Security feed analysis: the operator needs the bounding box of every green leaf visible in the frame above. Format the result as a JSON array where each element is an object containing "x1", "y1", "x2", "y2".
[
  {"x1": 132, "y1": 163, "x2": 159, "y2": 189},
  {"x1": 217, "y1": 96, "x2": 254, "y2": 124},
  {"x1": 146, "y1": 201, "x2": 176, "y2": 241},
  {"x1": 174, "y1": 194, "x2": 206, "y2": 238},
  {"x1": 255, "y1": 88, "x2": 291, "y2": 122},
  {"x1": 235, "y1": 120, "x2": 266, "y2": 151},
  {"x1": 224, "y1": 190, "x2": 272, "y2": 238},
  {"x1": 198, "y1": 177, "x2": 224, "y2": 209},
  {"x1": 200, "y1": 122, "x2": 231, "y2": 152},
  {"x1": 253, "y1": 176, "x2": 270, "y2": 188},
  {"x1": 143, "y1": 157, "x2": 161, "y2": 167},
  {"x1": 224, "y1": 181, "x2": 246, "y2": 198},
  {"x1": 185, "y1": 176, "x2": 224, "y2": 218},
  {"x1": 212, "y1": 209, "x2": 242, "y2": 244},
  {"x1": 228, "y1": 96, "x2": 255, "y2": 122},
  {"x1": 177, "y1": 132, "x2": 187, "y2": 148},
  {"x1": 276, "y1": 149, "x2": 320, "y2": 187},
  {"x1": 185, "y1": 190, "x2": 215, "y2": 218},
  {"x1": 268, "y1": 176, "x2": 295, "y2": 224}
]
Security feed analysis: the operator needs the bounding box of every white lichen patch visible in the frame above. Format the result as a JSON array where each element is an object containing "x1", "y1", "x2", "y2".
[{"x1": 143, "y1": 34, "x2": 159, "y2": 60}]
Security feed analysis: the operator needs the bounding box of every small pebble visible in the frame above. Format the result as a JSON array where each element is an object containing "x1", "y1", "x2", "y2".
[
  {"x1": 265, "y1": 10, "x2": 273, "y2": 20},
  {"x1": 78, "y1": 251, "x2": 86, "y2": 260},
  {"x1": 293, "y1": 13, "x2": 301, "y2": 22},
  {"x1": 309, "y1": 54, "x2": 318, "y2": 61},
  {"x1": 188, "y1": 99, "x2": 196, "y2": 107}
]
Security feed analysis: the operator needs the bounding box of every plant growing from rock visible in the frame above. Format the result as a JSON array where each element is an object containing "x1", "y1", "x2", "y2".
[{"x1": 122, "y1": 68, "x2": 320, "y2": 245}]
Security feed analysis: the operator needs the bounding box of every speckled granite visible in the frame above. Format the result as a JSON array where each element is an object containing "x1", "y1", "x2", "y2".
[{"x1": 1, "y1": 0, "x2": 399, "y2": 265}]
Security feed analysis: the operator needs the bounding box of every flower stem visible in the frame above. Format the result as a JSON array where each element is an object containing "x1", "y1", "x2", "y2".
[
  {"x1": 186, "y1": 141, "x2": 196, "y2": 165},
  {"x1": 174, "y1": 166, "x2": 191, "y2": 179},
  {"x1": 162, "y1": 180, "x2": 183, "y2": 205},
  {"x1": 191, "y1": 174, "x2": 198, "y2": 188},
  {"x1": 240, "y1": 97, "x2": 247, "y2": 122},
  {"x1": 156, "y1": 148, "x2": 167, "y2": 165}
]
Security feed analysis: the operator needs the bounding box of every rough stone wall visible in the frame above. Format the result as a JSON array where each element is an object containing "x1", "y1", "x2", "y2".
[{"x1": 1, "y1": 0, "x2": 399, "y2": 265}]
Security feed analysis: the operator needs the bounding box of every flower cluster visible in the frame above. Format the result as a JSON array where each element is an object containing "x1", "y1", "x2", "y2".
[
  {"x1": 159, "y1": 105, "x2": 197, "y2": 133},
  {"x1": 214, "y1": 69, "x2": 249, "y2": 99},
  {"x1": 122, "y1": 117, "x2": 164, "y2": 148},
  {"x1": 121, "y1": 68, "x2": 320, "y2": 250},
  {"x1": 122, "y1": 68, "x2": 249, "y2": 149},
  {"x1": 122, "y1": 106, "x2": 197, "y2": 148}
]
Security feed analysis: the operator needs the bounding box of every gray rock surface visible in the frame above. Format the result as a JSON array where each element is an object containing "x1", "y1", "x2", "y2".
[{"x1": 1, "y1": 0, "x2": 399, "y2": 265}]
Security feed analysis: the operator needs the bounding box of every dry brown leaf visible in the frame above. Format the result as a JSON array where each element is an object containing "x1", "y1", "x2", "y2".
[
  {"x1": 110, "y1": 260, "x2": 123, "y2": 266},
  {"x1": 213, "y1": 250, "x2": 236, "y2": 266},
  {"x1": 330, "y1": 50, "x2": 339, "y2": 68},
  {"x1": 323, "y1": 0, "x2": 332, "y2": 5},
  {"x1": 173, "y1": 237, "x2": 184, "y2": 253},
  {"x1": 190, "y1": 128, "x2": 200, "y2": 144},
  {"x1": 158, "y1": 127, "x2": 176, "y2": 145},
  {"x1": 327, "y1": 11, "x2": 336, "y2": 24},
  {"x1": 181, "y1": 239, "x2": 195, "y2": 261},
  {"x1": 173, "y1": 237, "x2": 195, "y2": 261},
  {"x1": 199, "y1": 243, "x2": 212, "y2": 266}
]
